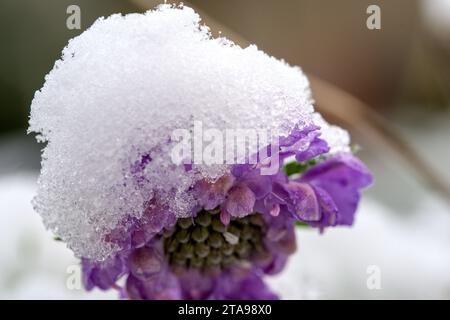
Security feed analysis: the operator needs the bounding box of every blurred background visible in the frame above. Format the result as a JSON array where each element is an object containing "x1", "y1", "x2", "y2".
[{"x1": 0, "y1": 0, "x2": 449, "y2": 299}]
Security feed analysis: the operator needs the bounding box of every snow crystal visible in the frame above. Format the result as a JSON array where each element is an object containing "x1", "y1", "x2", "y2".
[
  {"x1": 28, "y1": 5, "x2": 349, "y2": 260},
  {"x1": 312, "y1": 113, "x2": 351, "y2": 155}
]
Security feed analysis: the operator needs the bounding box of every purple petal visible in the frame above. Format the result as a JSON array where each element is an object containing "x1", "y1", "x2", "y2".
[
  {"x1": 284, "y1": 181, "x2": 320, "y2": 221},
  {"x1": 224, "y1": 184, "x2": 256, "y2": 218},
  {"x1": 128, "y1": 246, "x2": 163, "y2": 280},
  {"x1": 269, "y1": 203, "x2": 280, "y2": 216},
  {"x1": 295, "y1": 137, "x2": 329, "y2": 162},
  {"x1": 220, "y1": 208, "x2": 231, "y2": 225},
  {"x1": 178, "y1": 269, "x2": 214, "y2": 299},
  {"x1": 82, "y1": 256, "x2": 124, "y2": 291},
  {"x1": 300, "y1": 153, "x2": 373, "y2": 226},
  {"x1": 126, "y1": 270, "x2": 181, "y2": 300},
  {"x1": 262, "y1": 253, "x2": 289, "y2": 275},
  {"x1": 239, "y1": 169, "x2": 272, "y2": 199},
  {"x1": 279, "y1": 124, "x2": 319, "y2": 147},
  {"x1": 195, "y1": 174, "x2": 235, "y2": 210},
  {"x1": 312, "y1": 185, "x2": 338, "y2": 228},
  {"x1": 210, "y1": 271, "x2": 278, "y2": 300}
]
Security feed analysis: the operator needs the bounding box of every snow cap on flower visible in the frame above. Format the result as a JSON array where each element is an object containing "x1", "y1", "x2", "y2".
[{"x1": 28, "y1": 4, "x2": 352, "y2": 261}]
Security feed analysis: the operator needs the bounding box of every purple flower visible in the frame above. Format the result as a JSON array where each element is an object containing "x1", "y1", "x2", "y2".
[
  {"x1": 27, "y1": 5, "x2": 373, "y2": 300},
  {"x1": 279, "y1": 124, "x2": 330, "y2": 162},
  {"x1": 84, "y1": 208, "x2": 296, "y2": 299},
  {"x1": 284, "y1": 153, "x2": 373, "y2": 229},
  {"x1": 82, "y1": 128, "x2": 372, "y2": 300}
]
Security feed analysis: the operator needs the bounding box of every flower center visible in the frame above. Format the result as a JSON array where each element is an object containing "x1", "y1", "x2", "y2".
[{"x1": 162, "y1": 210, "x2": 267, "y2": 273}]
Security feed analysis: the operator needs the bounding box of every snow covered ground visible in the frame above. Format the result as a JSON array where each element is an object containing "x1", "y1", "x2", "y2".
[
  {"x1": 0, "y1": 173, "x2": 115, "y2": 299},
  {"x1": 269, "y1": 197, "x2": 450, "y2": 299}
]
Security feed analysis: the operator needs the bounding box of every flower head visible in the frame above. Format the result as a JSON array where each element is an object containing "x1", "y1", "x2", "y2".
[
  {"x1": 29, "y1": 4, "x2": 373, "y2": 299},
  {"x1": 81, "y1": 145, "x2": 371, "y2": 299}
]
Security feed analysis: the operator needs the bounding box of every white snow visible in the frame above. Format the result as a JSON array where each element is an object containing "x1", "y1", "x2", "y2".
[
  {"x1": 0, "y1": 174, "x2": 115, "y2": 299},
  {"x1": 268, "y1": 197, "x2": 450, "y2": 299},
  {"x1": 28, "y1": 5, "x2": 349, "y2": 260}
]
